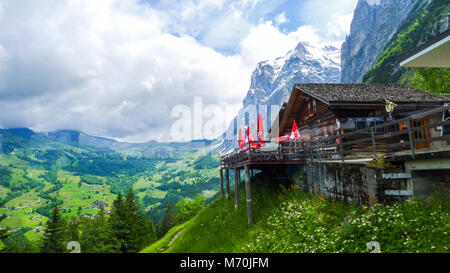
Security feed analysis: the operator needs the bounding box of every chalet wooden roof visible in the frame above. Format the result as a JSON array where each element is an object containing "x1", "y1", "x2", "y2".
[
  {"x1": 295, "y1": 83, "x2": 448, "y2": 105},
  {"x1": 268, "y1": 83, "x2": 448, "y2": 138}
]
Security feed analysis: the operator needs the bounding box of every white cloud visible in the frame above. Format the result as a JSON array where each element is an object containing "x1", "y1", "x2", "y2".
[
  {"x1": 240, "y1": 21, "x2": 297, "y2": 66},
  {"x1": 300, "y1": 0, "x2": 358, "y2": 41},
  {"x1": 0, "y1": 0, "x2": 250, "y2": 142},
  {"x1": 240, "y1": 22, "x2": 331, "y2": 67},
  {"x1": 326, "y1": 13, "x2": 354, "y2": 38},
  {"x1": 275, "y1": 12, "x2": 288, "y2": 25},
  {"x1": 0, "y1": 0, "x2": 357, "y2": 142},
  {"x1": 289, "y1": 25, "x2": 322, "y2": 45}
]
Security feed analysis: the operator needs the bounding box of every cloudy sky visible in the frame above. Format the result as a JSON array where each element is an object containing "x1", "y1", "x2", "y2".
[{"x1": 0, "y1": 0, "x2": 358, "y2": 142}]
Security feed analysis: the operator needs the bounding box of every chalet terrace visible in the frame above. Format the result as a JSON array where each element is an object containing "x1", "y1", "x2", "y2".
[{"x1": 220, "y1": 83, "x2": 450, "y2": 225}]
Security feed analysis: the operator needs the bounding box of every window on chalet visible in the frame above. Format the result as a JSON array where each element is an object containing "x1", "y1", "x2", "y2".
[{"x1": 313, "y1": 100, "x2": 317, "y2": 113}]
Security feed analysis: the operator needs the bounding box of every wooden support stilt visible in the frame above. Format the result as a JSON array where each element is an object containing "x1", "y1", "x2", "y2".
[
  {"x1": 219, "y1": 168, "x2": 224, "y2": 196},
  {"x1": 234, "y1": 168, "x2": 239, "y2": 208},
  {"x1": 225, "y1": 169, "x2": 230, "y2": 199},
  {"x1": 244, "y1": 165, "x2": 253, "y2": 225}
]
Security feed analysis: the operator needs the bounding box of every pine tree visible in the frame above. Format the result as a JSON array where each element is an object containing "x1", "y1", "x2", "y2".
[
  {"x1": 135, "y1": 205, "x2": 156, "y2": 250},
  {"x1": 156, "y1": 221, "x2": 162, "y2": 239},
  {"x1": 1, "y1": 231, "x2": 39, "y2": 253},
  {"x1": 109, "y1": 193, "x2": 128, "y2": 252},
  {"x1": 125, "y1": 189, "x2": 141, "y2": 251},
  {"x1": 109, "y1": 189, "x2": 156, "y2": 252},
  {"x1": 80, "y1": 207, "x2": 116, "y2": 253},
  {"x1": 158, "y1": 204, "x2": 177, "y2": 239},
  {"x1": 65, "y1": 217, "x2": 80, "y2": 243},
  {"x1": 41, "y1": 206, "x2": 66, "y2": 253}
]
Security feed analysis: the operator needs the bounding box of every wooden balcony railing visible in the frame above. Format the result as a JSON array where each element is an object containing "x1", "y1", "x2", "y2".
[{"x1": 221, "y1": 105, "x2": 450, "y2": 168}]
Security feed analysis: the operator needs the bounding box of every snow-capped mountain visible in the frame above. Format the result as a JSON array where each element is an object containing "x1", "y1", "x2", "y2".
[
  {"x1": 244, "y1": 42, "x2": 340, "y2": 107},
  {"x1": 220, "y1": 41, "x2": 341, "y2": 152}
]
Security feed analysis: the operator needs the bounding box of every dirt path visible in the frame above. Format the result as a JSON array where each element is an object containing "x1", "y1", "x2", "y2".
[{"x1": 161, "y1": 229, "x2": 184, "y2": 252}]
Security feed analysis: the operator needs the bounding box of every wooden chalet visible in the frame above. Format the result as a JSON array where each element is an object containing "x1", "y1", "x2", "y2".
[
  {"x1": 220, "y1": 83, "x2": 450, "y2": 225},
  {"x1": 268, "y1": 83, "x2": 448, "y2": 144}
]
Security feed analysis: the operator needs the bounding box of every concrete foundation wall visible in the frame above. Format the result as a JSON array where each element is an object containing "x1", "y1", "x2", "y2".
[
  {"x1": 258, "y1": 157, "x2": 450, "y2": 205},
  {"x1": 303, "y1": 162, "x2": 406, "y2": 205}
]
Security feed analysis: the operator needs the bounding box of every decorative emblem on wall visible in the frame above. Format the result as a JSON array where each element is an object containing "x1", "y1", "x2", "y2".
[{"x1": 385, "y1": 99, "x2": 398, "y2": 119}]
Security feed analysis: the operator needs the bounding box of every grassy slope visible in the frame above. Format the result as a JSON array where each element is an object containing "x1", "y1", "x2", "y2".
[
  {"x1": 168, "y1": 184, "x2": 282, "y2": 253},
  {"x1": 145, "y1": 182, "x2": 450, "y2": 253},
  {"x1": 141, "y1": 221, "x2": 190, "y2": 253}
]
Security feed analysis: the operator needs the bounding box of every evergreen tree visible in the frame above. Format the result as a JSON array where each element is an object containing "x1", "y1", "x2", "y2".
[
  {"x1": 109, "y1": 193, "x2": 128, "y2": 252},
  {"x1": 176, "y1": 195, "x2": 206, "y2": 223},
  {"x1": 158, "y1": 204, "x2": 177, "y2": 238},
  {"x1": 124, "y1": 189, "x2": 142, "y2": 251},
  {"x1": 1, "y1": 230, "x2": 39, "y2": 253},
  {"x1": 41, "y1": 206, "x2": 66, "y2": 253},
  {"x1": 109, "y1": 189, "x2": 156, "y2": 252},
  {"x1": 156, "y1": 221, "x2": 162, "y2": 239},
  {"x1": 135, "y1": 205, "x2": 156, "y2": 250},
  {"x1": 64, "y1": 217, "x2": 80, "y2": 243},
  {"x1": 80, "y1": 207, "x2": 116, "y2": 253}
]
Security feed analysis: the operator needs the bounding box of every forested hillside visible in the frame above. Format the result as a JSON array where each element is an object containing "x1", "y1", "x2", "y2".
[{"x1": 0, "y1": 128, "x2": 220, "y2": 251}]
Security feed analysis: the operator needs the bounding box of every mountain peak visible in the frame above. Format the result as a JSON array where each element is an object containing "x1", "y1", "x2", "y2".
[
  {"x1": 293, "y1": 42, "x2": 309, "y2": 57},
  {"x1": 222, "y1": 40, "x2": 341, "y2": 149}
]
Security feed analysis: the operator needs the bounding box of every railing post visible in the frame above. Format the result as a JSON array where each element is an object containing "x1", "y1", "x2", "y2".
[
  {"x1": 219, "y1": 168, "x2": 224, "y2": 196},
  {"x1": 294, "y1": 140, "x2": 297, "y2": 159},
  {"x1": 234, "y1": 168, "x2": 239, "y2": 208},
  {"x1": 407, "y1": 118, "x2": 416, "y2": 159},
  {"x1": 225, "y1": 169, "x2": 230, "y2": 200},
  {"x1": 370, "y1": 128, "x2": 377, "y2": 158},
  {"x1": 278, "y1": 144, "x2": 281, "y2": 160},
  {"x1": 244, "y1": 165, "x2": 253, "y2": 225}
]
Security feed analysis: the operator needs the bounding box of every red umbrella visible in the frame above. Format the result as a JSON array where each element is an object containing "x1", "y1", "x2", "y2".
[
  {"x1": 238, "y1": 128, "x2": 245, "y2": 150},
  {"x1": 275, "y1": 135, "x2": 290, "y2": 143},
  {"x1": 247, "y1": 126, "x2": 257, "y2": 148},
  {"x1": 257, "y1": 114, "x2": 264, "y2": 142},
  {"x1": 290, "y1": 120, "x2": 300, "y2": 140}
]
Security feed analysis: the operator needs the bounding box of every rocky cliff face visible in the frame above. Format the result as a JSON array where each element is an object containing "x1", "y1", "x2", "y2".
[
  {"x1": 220, "y1": 42, "x2": 341, "y2": 151},
  {"x1": 341, "y1": 0, "x2": 418, "y2": 83}
]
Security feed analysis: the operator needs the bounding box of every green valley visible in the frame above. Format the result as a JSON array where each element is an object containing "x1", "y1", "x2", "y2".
[{"x1": 0, "y1": 128, "x2": 221, "y2": 248}]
